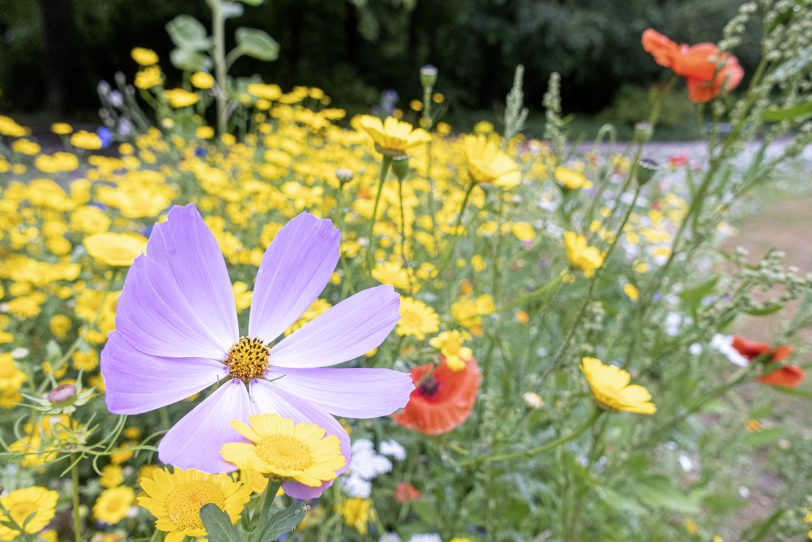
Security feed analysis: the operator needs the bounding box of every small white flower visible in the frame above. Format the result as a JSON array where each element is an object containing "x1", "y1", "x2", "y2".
[
  {"x1": 340, "y1": 474, "x2": 372, "y2": 498},
  {"x1": 688, "y1": 343, "x2": 703, "y2": 356},
  {"x1": 678, "y1": 454, "x2": 694, "y2": 472},
  {"x1": 710, "y1": 334, "x2": 748, "y2": 367},
  {"x1": 409, "y1": 535, "x2": 442, "y2": 542},
  {"x1": 380, "y1": 439, "x2": 406, "y2": 461}
]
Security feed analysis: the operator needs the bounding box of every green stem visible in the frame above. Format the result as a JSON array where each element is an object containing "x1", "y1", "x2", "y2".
[
  {"x1": 454, "y1": 181, "x2": 476, "y2": 233},
  {"x1": 547, "y1": 175, "x2": 643, "y2": 375},
  {"x1": 71, "y1": 454, "x2": 82, "y2": 542},
  {"x1": 398, "y1": 177, "x2": 407, "y2": 264},
  {"x1": 251, "y1": 478, "x2": 282, "y2": 542},
  {"x1": 460, "y1": 409, "x2": 602, "y2": 466},
  {"x1": 210, "y1": 0, "x2": 228, "y2": 135},
  {"x1": 365, "y1": 156, "x2": 392, "y2": 270}
]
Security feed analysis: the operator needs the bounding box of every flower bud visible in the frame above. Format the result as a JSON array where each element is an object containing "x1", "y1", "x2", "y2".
[
  {"x1": 391, "y1": 157, "x2": 410, "y2": 180},
  {"x1": 636, "y1": 158, "x2": 660, "y2": 185},
  {"x1": 335, "y1": 168, "x2": 354, "y2": 185},
  {"x1": 47, "y1": 383, "x2": 77, "y2": 404},
  {"x1": 633, "y1": 121, "x2": 653, "y2": 144},
  {"x1": 420, "y1": 65, "x2": 438, "y2": 89}
]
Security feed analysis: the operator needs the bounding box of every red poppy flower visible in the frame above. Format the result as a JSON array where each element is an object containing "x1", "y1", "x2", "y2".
[
  {"x1": 731, "y1": 336, "x2": 805, "y2": 388},
  {"x1": 642, "y1": 29, "x2": 744, "y2": 103},
  {"x1": 394, "y1": 482, "x2": 422, "y2": 503},
  {"x1": 642, "y1": 29, "x2": 680, "y2": 68},
  {"x1": 392, "y1": 358, "x2": 481, "y2": 435}
]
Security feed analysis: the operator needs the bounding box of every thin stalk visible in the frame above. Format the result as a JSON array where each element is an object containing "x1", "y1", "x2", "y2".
[
  {"x1": 365, "y1": 156, "x2": 392, "y2": 270},
  {"x1": 251, "y1": 478, "x2": 282, "y2": 542},
  {"x1": 71, "y1": 454, "x2": 82, "y2": 542},
  {"x1": 460, "y1": 409, "x2": 602, "y2": 466},
  {"x1": 210, "y1": 0, "x2": 228, "y2": 135},
  {"x1": 546, "y1": 176, "x2": 643, "y2": 375},
  {"x1": 398, "y1": 178, "x2": 407, "y2": 264}
]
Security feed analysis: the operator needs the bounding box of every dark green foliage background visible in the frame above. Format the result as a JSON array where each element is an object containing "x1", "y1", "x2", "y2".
[{"x1": 0, "y1": 0, "x2": 759, "y2": 120}]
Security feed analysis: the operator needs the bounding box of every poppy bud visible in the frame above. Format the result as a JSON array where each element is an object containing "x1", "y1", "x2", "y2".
[
  {"x1": 633, "y1": 121, "x2": 653, "y2": 144},
  {"x1": 636, "y1": 158, "x2": 660, "y2": 185},
  {"x1": 391, "y1": 156, "x2": 409, "y2": 180},
  {"x1": 420, "y1": 65, "x2": 438, "y2": 89},
  {"x1": 335, "y1": 168, "x2": 354, "y2": 185}
]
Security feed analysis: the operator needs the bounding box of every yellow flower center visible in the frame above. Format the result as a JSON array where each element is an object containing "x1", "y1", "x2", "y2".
[
  {"x1": 256, "y1": 434, "x2": 313, "y2": 473},
  {"x1": 401, "y1": 309, "x2": 422, "y2": 328},
  {"x1": 225, "y1": 337, "x2": 270, "y2": 381},
  {"x1": 166, "y1": 481, "x2": 226, "y2": 531}
]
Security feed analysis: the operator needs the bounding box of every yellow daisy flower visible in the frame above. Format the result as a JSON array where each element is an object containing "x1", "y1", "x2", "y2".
[
  {"x1": 430, "y1": 330, "x2": 473, "y2": 371},
  {"x1": 70, "y1": 130, "x2": 103, "y2": 150},
  {"x1": 164, "y1": 88, "x2": 200, "y2": 108},
  {"x1": 83, "y1": 232, "x2": 147, "y2": 267},
  {"x1": 397, "y1": 297, "x2": 440, "y2": 340},
  {"x1": 555, "y1": 166, "x2": 593, "y2": 190},
  {"x1": 0, "y1": 353, "x2": 26, "y2": 391},
  {"x1": 138, "y1": 467, "x2": 251, "y2": 542},
  {"x1": 93, "y1": 486, "x2": 135, "y2": 525},
  {"x1": 358, "y1": 115, "x2": 430, "y2": 157},
  {"x1": 220, "y1": 414, "x2": 345, "y2": 487},
  {"x1": 563, "y1": 232, "x2": 605, "y2": 278},
  {"x1": 580, "y1": 357, "x2": 656, "y2": 414},
  {"x1": 371, "y1": 261, "x2": 411, "y2": 290},
  {"x1": 0, "y1": 486, "x2": 59, "y2": 540},
  {"x1": 338, "y1": 497, "x2": 374, "y2": 535},
  {"x1": 99, "y1": 464, "x2": 124, "y2": 488},
  {"x1": 131, "y1": 47, "x2": 159, "y2": 66},
  {"x1": 463, "y1": 135, "x2": 521, "y2": 188}
]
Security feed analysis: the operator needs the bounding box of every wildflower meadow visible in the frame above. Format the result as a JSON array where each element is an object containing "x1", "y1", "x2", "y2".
[{"x1": 0, "y1": 1, "x2": 811, "y2": 540}]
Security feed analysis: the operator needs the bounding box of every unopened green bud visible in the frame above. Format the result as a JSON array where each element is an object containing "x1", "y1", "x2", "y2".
[
  {"x1": 636, "y1": 158, "x2": 660, "y2": 185},
  {"x1": 391, "y1": 157, "x2": 409, "y2": 180},
  {"x1": 420, "y1": 65, "x2": 438, "y2": 89},
  {"x1": 633, "y1": 121, "x2": 653, "y2": 144}
]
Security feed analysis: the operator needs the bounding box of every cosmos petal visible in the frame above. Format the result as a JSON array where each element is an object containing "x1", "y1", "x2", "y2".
[
  {"x1": 115, "y1": 204, "x2": 238, "y2": 357},
  {"x1": 158, "y1": 379, "x2": 252, "y2": 473},
  {"x1": 270, "y1": 285, "x2": 400, "y2": 368},
  {"x1": 265, "y1": 367, "x2": 413, "y2": 418},
  {"x1": 101, "y1": 331, "x2": 227, "y2": 415},
  {"x1": 249, "y1": 212, "x2": 339, "y2": 343},
  {"x1": 250, "y1": 380, "x2": 350, "y2": 499}
]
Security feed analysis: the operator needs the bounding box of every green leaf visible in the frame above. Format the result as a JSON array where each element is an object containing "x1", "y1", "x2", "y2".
[
  {"x1": 702, "y1": 491, "x2": 746, "y2": 514},
  {"x1": 256, "y1": 502, "x2": 309, "y2": 542},
  {"x1": 744, "y1": 508, "x2": 785, "y2": 542},
  {"x1": 632, "y1": 476, "x2": 701, "y2": 514},
  {"x1": 166, "y1": 15, "x2": 211, "y2": 51},
  {"x1": 678, "y1": 277, "x2": 719, "y2": 318},
  {"x1": 767, "y1": 385, "x2": 812, "y2": 400},
  {"x1": 239, "y1": 0, "x2": 265, "y2": 5},
  {"x1": 762, "y1": 101, "x2": 812, "y2": 122},
  {"x1": 170, "y1": 48, "x2": 213, "y2": 72},
  {"x1": 742, "y1": 427, "x2": 786, "y2": 447},
  {"x1": 236, "y1": 28, "x2": 280, "y2": 61},
  {"x1": 744, "y1": 304, "x2": 783, "y2": 316},
  {"x1": 199, "y1": 504, "x2": 242, "y2": 542}
]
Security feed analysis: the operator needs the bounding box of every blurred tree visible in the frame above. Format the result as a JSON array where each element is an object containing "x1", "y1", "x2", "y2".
[{"x1": 0, "y1": 0, "x2": 760, "y2": 120}]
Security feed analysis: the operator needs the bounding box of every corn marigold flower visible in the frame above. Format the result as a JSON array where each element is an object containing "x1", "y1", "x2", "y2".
[
  {"x1": 580, "y1": 357, "x2": 656, "y2": 414},
  {"x1": 397, "y1": 297, "x2": 440, "y2": 339},
  {"x1": 101, "y1": 205, "x2": 412, "y2": 499},
  {"x1": 731, "y1": 336, "x2": 805, "y2": 388},
  {"x1": 70, "y1": 130, "x2": 103, "y2": 150},
  {"x1": 554, "y1": 166, "x2": 592, "y2": 190},
  {"x1": 0, "y1": 353, "x2": 26, "y2": 391},
  {"x1": 138, "y1": 467, "x2": 251, "y2": 541},
  {"x1": 0, "y1": 487, "x2": 59, "y2": 539},
  {"x1": 84, "y1": 232, "x2": 147, "y2": 267},
  {"x1": 563, "y1": 231, "x2": 605, "y2": 278},
  {"x1": 191, "y1": 71, "x2": 215, "y2": 90},
  {"x1": 93, "y1": 486, "x2": 135, "y2": 525},
  {"x1": 221, "y1": 413, "x2": 345, "y2": 487},
  {"x1": 358, "y1": 115, "x2": 430, "y2": 157},
  {"x1": 393, "y1": 357, "x2": 481, "y2": 435},
  {"x1": 463, "y1": 135, "x2": 521, "y2": 188},
  {"x1": 131, "y1": 47, "x2": 159, "y2": 66},
  {"x1": 164, "y1": 88, "x2": 200, "y2": 108},
  {"x1": 0, "y1": 115, "x2": 28, "y2": 138},
  {"x1": 429, "y1": 330, "x2": 472, "y2": 372},
  {"x1": 338, "y1": 497, "x2": 374, "y2": 535}
]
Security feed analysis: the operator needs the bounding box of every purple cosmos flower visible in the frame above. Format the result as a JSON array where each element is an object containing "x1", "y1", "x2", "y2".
[{"x1": 101, "y1": 204, "x2": 413, "y2": 498}]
